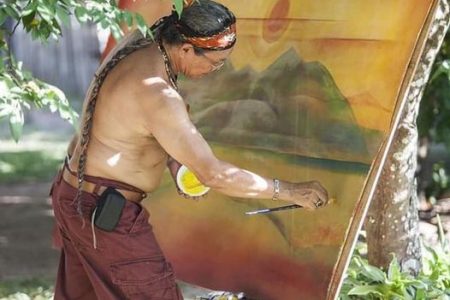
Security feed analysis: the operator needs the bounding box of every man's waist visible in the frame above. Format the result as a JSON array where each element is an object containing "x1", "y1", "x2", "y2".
[{"x1": 62, "y1": 165, "x2": 147, "y2": 203}]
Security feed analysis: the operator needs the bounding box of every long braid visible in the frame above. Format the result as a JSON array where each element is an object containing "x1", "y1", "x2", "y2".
[
  {"x1": 74, "y1": 24, "x2": 175, "y2": 227},
  {"x1": 73, "y1": 14, "x2": 180, "y2": 222},
  {"x1": 74, "y1": 14, "x2": 175, "y2": 221}
]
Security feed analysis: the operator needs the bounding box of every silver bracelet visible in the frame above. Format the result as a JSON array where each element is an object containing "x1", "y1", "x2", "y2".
[{"x1": 272, "y1": 179, "x2": 280, "y2": 201}]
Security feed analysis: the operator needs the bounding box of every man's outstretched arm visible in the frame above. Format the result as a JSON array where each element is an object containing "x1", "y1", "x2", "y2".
[{"x1": 139, "y1": 81, "x2": 328, "y2": 209}]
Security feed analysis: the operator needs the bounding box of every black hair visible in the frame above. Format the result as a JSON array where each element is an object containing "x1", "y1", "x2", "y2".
[{"x1": 158, "y1": 0, "x2": 236, "y2": 53}]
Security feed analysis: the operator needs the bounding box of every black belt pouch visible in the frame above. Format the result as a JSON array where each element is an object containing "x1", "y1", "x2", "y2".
[{"x1": 94, "y1": 187, "x2": 126, "y2": 231}]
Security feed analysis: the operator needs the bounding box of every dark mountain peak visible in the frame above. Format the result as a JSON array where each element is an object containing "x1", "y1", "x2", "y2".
[{"x1": 266, "y1": 48, "x2": 304, "y2": 72}]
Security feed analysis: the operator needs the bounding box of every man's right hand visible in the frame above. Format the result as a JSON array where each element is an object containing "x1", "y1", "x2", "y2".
[{"x1": 281, "y1": 181, "x2": 329, "y2": 210}]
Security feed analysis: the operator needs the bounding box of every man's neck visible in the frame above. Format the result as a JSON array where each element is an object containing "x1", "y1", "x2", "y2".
[{"x1": 162, "y1": 41, "x2": 181, "y2": 76}]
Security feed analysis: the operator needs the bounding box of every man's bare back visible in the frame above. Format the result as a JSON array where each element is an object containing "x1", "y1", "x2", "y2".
[{"x1": 69, "y1": 44, "x2": 174, "y2": 193}]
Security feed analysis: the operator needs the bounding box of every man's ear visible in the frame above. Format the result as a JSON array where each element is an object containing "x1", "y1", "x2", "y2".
[{"x1": 180, "y1": 43, "x2": 194, "y2": 55}]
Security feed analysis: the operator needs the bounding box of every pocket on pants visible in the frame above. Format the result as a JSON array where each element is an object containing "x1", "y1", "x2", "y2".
[
  {"x1": 59, "y1": 196, "x2": 95, "y2": 218},
  {"x1": 110, "y1": 256, "x2": 177, "y2": 299},
  {"x1": 114, "y1": 202, "x2": 150, "y2": 235}
]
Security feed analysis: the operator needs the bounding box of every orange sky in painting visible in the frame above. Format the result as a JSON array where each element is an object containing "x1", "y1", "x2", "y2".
[{"x1": 220, "y1": 0, "x2": 433, "y2": 131}]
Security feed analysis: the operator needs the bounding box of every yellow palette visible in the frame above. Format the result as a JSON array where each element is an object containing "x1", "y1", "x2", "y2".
[{"x1": 176, "y1": 165, "x2": 210, "y2": 197}]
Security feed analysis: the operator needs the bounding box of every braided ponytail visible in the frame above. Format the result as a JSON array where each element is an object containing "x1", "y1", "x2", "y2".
[{"x1": 73, "y1": 16, "x2": 173, "y2": 221}]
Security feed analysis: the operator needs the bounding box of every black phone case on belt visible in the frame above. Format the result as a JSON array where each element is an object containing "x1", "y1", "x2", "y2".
[{"x1": 93, "y1": 187, "x2": 126, "y2": 232}]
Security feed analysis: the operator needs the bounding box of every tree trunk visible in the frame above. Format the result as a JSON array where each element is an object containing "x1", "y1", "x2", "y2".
[{"x1": 365, "y1": 0, "x2": 450, "y2": 275}]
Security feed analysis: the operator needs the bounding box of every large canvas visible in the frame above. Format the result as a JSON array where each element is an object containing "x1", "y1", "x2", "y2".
[{"x1": 102, "y1": 1, "x2": 438, "y2": 299}]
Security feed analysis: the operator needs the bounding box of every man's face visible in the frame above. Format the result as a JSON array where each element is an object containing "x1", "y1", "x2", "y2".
[{"x1": 180, "y1": 44, "x2": 234, "y2": 78}]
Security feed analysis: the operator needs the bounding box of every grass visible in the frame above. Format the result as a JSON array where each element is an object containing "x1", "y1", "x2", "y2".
[
  {"x1": 0, "y1": 151, "x2": 65, "y2": 184},
  {"x1": 0, "y1": 278, "x2": 54, "y2": 300},
  {"x1": 0, "y1": 131, "x2": 69, "y2": 184}
]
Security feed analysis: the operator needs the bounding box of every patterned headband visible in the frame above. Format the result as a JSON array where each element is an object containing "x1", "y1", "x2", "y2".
[
  {"x1": 180, "y1": 23, "x2": 236, "y2": 50},
  {"x1": 183, "y1": 0, "x2": 196, "y2": 7}
]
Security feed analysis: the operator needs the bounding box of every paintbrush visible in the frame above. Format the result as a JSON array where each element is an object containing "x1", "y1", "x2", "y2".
[
  {"x1": 245, "y1": 204, "x2": 301, "y2": 215},
  {"x1": 245, "y1": 198, "x2": 336, "y2": 215}
]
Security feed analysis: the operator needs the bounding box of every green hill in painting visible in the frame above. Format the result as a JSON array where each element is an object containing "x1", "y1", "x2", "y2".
[{"x1": 180, "y1": 48, "x2": 383, "y2": 164}]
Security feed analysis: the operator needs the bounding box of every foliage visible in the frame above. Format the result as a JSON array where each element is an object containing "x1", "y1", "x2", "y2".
[
  {"x1": 425, "y1": 162, "x2": 449, "y2": 202},
  {"x1": 0, "y1": 0, "x2": 184, "y2": 142},
  {"x1": 417, "y1": 27, "x2": 450, "y2": 202},
  {"x1": 340, "y1": 220, "x2": 450, "y2": 300},
  {"x1": 0, "y1": 277, "x2": 53, "y2": 300},
  {"x1": 418, "y1": 30, "x2": 450, "y2": 151},
  {"x1": 0, "y1": 58, "x2": 77, "y2": 143},
  {"x1": 340, "y1": 254, "x2": 426, "y2": 299}
]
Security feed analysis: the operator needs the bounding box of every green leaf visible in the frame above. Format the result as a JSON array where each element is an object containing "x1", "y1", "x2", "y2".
[
  {"x1": 362, "y1": 263, "x2": 387, "y2": 282},
  {"x1": 8, "y1": 105, "x2": 24, "y2": 143},
  {"x1": 99, "y1": 18, "x2": 109, "y2": 30},
  {"x1": 51, "y1": 18, "x2": 62, "y2": 36},
  {"x1": 31, "y1": 27, "x2": 40, "y2": 40},
  {"x1": 173, "y1": 0, "x2": 184, "y2": 18},
  {"x1": 4, "y1": 5, "x2": 20, "y2": 19},
  {"x1": 0, "y1": 9, "x2": 8, "y2": 25},
  {"x1": 37, "y1": 20, "x2": 52, "y2": 40},
  {"x1": 55, "y1": 6, "x2": 70, "y2": 26},
  {"x1": 46, "y1": 84, "x2": 66, "y2": 100},
  {"x1": 0, "y1": 80, "x2": 10, "y2": 99},
  {"x1": 22, "y1": 11, "x2": 37, "y2": 30},
  {"x1": 37, "y1": 2, "x2": 55, "y2": 23},
  {"x1": 58, "y1": 103, "x2": 78, "y2": 125},
  {"x1": 388, "y1": 255, "x2": 401, "y2": 280},
  {"x1": 21, "y1": 1, "x2": 38, "y2": 16},
  {"x1": 348, "y1": 285, "x2": 383, "y2": 296},
  {"x1": 408, "y1": 279, "x2": 428, "y2": 290},
  {"x1": 74, "y1": 6, "x2": 89, "y2": 23},
  {"x1": 123, "y1": 12, "x2": 133, "y2": 27},
  {"x1": 0, "y1": 103, "x2": 14, "y2": 119},
  {"x1": 135, "y1": 14, "x2": 148, "y2": 37},
  {"x1": 110, "y1": 23, "x2": 123, "y2": 41}
]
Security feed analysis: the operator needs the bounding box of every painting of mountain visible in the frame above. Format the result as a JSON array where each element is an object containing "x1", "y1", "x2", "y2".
[{"x1": 181, "y1": 48, "x2": 383, "y2": 164}]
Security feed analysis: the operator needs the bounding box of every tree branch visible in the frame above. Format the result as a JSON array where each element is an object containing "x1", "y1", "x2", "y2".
[{"x1": 10, "y1": 19, "x2": 20, "y2": 35}]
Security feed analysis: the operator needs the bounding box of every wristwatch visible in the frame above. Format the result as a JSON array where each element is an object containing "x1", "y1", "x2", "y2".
[{"x1": 272, "y1": 179, "x2": 280, "y2": 201}]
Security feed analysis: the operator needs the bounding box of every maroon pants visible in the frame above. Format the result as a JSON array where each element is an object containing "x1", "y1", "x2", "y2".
[{"x1": 50, "y1": 167, "x2": 183, "y2": 300}]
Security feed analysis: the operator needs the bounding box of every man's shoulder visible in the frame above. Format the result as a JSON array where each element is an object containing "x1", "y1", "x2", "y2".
[{"x1": 108, "y1": 44, "x2": 162, "y2": 90}]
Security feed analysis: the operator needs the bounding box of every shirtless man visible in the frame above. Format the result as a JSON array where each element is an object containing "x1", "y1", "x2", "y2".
[{"x1": 50, "y1": 1, "x2": 329, "y2": 299}]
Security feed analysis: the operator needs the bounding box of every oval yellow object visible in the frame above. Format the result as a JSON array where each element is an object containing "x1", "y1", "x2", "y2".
[{"x1": 176, "y1": 165, "x2": 210, "y2": 197}]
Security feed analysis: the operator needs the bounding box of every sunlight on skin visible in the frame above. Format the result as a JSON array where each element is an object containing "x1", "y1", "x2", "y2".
[
  {"x1": 106, "y1": 152, "x2": 121, "y2": 166},
  {"x1": 244, "y1": 170, "x2": 269, "y2": 192},
  {"x1": 142, "y1": 77, "x2": 165, "y2": 85},
  {"x1": 219, "y1": 167, "x2": 269, "y2": 196},
  {"x1": 142, "y1": 77, "x2": 179, "y2": 98},
  {"x1": 161, "y1": 87, "x2": 179, "y2": 98}
]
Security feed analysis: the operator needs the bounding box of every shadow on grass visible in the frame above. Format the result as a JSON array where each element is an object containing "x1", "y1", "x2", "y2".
[{"x1": 0, "y1": 151, "x2": 63, "y2": 184}]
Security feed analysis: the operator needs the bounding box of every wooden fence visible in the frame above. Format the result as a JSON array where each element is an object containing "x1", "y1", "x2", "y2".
[{"x1": 11, "y1": 18, "x2": 101, "y2": 100}]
